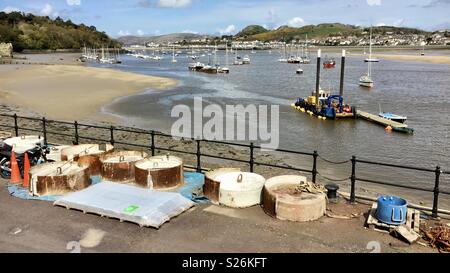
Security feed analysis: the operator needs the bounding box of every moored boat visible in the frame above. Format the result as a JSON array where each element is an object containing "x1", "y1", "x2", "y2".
[
  {"x1": 323, "y1": 57, "x2": 336, "y2": 69},
  {"x1": 378, "y1": 112, "x2": 407, "y2": 124}
]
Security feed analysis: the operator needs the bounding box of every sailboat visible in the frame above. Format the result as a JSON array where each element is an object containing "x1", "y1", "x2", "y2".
[
  {"x1": 360, "y1": 28, "x2": 375, "y2": 88},
  {"x1": 99, "y1": 46, "x2": 114, "y2": 64},
  {"x1": 364, "y1": 28, "x2": 380, "y2": 63},
  {"x1": 219, "y1": 44, "x2": 230, "y2": 73},
  {"x1": 172, "y1": 45, "x2": 177, "y2": 63},
  {"x1": 233, "y1": 46, "x2": 243, "y2": 65},
  {"x1": 302, "y1": 35, "x2": 311, "y2": 64},
  {"x1": 278, "y1": 42, "x2": 288, "y2": 63}
]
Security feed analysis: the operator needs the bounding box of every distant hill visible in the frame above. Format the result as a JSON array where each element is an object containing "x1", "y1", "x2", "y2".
[
  {"x1": 239, "y1": 23, "x2": 429, "y2": 41},
  {"x1": 0, "y1": 12, "x2": 120, "y2": 51},
  {"x1": 118, "y1": 33, "x2": 214, "y2": 46},
  {"x1": 236, "y1": 25, "x2": 268, "y2": 38}
]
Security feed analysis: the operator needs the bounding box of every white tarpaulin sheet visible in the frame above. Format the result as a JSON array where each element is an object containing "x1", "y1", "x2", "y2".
[{"x1": 54, "y1": 182, "x2": 195, "y2": 228}]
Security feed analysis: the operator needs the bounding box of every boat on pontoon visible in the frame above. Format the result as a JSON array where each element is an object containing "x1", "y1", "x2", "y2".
[{"x1": 378, "y1": 112, "x2": 408, "y2": 124}]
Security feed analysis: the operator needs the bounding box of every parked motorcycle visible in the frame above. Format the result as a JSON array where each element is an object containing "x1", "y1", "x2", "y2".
[{"x1": 0, "y1": 143, "x2": 49, "y2": 179}]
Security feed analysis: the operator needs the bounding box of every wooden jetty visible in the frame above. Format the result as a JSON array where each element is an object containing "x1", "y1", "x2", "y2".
[{"x1": 356, "y1": 110, "x2": 414, "y2": 134}]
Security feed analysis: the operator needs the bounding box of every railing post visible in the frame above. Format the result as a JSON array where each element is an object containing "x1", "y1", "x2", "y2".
[
  {"x1": 249, "y1": 142, "x2": 255, "y2": 173},
  {"x1": 13, "y1": 114, "x2": 19, "y2": 136},
  {"x1": 312, "y1": 150, "x2": 318, "y2": 183},
  {"x1": 74, "y1": 121, "x2": 79, "y2": 145},
  {"x1": 350, "y1": 156, "x2": 356, "y2": 203},
  {"x1": 196, "y1": 140, "x2": 201, "y2": 173},
  {"x1": 42, "y1": 117, "x2": 47, "y2": 146},
  {"x1": 432, "y1": 166, "x2": 441, "y2": 218},
  {"x1": 110, "y1": 126, "x2": 115, "y2": 146},
  {"x1": 150, "y1": 130, "x2": 155, "y2": 156}
]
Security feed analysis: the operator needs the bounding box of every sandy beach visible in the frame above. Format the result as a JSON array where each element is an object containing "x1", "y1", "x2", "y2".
[
  {"x1": 349, "y1": 52, "x2": 450, "y2": 64},
  {"x1": 0, "y1": 62, "x2": 178, "y2": 121}
]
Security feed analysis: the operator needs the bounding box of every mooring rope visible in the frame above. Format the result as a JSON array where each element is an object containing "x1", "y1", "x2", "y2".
[
  {"x1": 317, "y1": 172, "x2": 351, "y2": 182},
  {"x1": 318, "y1": 155, "x2": 351, "y2": 165}
]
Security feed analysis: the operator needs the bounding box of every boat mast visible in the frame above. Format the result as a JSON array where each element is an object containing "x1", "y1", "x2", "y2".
[
  {"x1": 226, "y1": 44, "x2": 229, "y2": 66},
  {"x1": 368, "y1": 27, "x2": 373, "y2": 77},
  {"x1": 214, "y1": 42, "x2": 217, "y2": 66},
  {"x1": 305, "y1": 34, "x2": 309, "y2": 59}
]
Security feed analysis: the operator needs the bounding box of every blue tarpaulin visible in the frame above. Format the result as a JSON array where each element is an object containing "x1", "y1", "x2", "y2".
[
  {"x1": 7, "y1": 173, "x2": 210, "y2": 204},
  {"x1": 178, "y1": 172, "x2": 210, "y2": 204}
]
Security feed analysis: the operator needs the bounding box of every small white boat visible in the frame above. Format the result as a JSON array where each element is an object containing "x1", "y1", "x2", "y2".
[
  {"x1": 364, "y1": 58, "x2": 380, "y2": 63},
  {"x1": 296, "y1": 68, "x2": 304, "y2": 74},
  {"x1": 359, "y1": 74, "x2": 374, "y2": 88},
  {"x1": 242, "y1": 55, "x2": 251, "y2": 64},
  {"x1": 379, "y1": 112, "x2": 407, "y2": 124},
  {"x1": 188, "y1": 62, "x2": 205, "y2": 71},
  {"x1": 218, "y1": 67, "x2": 230, "y2": 74}
]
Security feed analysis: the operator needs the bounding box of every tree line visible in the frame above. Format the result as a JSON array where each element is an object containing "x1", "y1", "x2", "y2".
[{"x1": 0, "y1": 12, "x2": 121, "y2": 51}]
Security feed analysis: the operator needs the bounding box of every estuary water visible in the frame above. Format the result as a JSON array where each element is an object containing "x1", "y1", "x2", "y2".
[{"x1": 91, "y1": 50, "x2": 450, "y2": 198}]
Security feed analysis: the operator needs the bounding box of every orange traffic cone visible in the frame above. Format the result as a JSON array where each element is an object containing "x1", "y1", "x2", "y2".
[
  {"x1": 23, "y1": 153, "x2": 30, "y2": 188},
  {"x1": 10, "y1": 151, "x2": 22, "y2": 184}
]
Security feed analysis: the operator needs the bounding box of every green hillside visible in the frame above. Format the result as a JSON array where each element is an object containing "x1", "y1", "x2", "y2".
[
  {"x1": 0, "y1": 12, "x2": 120, "y2": 51},
  {"x1": 236, "y1": 25, "x2": 269, "y2": 37},
  {"x1": 243, "y1": 23, "x2": 428, "y2": 41}
]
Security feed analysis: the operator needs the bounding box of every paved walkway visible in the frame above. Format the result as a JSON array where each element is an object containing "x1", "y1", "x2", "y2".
[{"x1": 0, "y1": 179, "x2": 436, "y2": 253}]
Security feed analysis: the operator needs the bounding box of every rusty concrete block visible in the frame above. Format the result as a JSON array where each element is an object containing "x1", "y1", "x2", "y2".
[
  {"x1": 29, "y1": 162, "x2": 90, "y2": 197},
  {"x1": 134, "y1": 155, "x2": 184, "y2": 190},
  {"x1": 100, "y1": 150, "x2": 148, "y2": 183}
]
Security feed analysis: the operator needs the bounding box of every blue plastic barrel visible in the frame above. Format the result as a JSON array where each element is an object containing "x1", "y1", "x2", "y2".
[{"x1": 375, "y1": 196, "x2": 408, "y2": 225}]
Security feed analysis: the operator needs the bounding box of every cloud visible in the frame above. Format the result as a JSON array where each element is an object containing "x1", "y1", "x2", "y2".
[
  {"x1": 287, "y1": 17, "x2": 305, "y2": 28},
  {"x1": 136, "y1": 29, "x2": 145, "y2": 36},
  {"x1": 137, "y1": 0, "x2": 152, "y2": 7},
  {"x1": 2, "y1": 6, "x2": 20, "y2": 13},
  {"x1": 118, "y1": 30, "x2": 131, "y2": 36},
  {"x1": 40, "y1": 4, "x2": 54, "y2": 16},
  {"x1": 182, "y1": 29, "x2": 199, "y2": 34},
  {"x1": 367, "y1": 0, "x2": 381, "y2": 6},
  {"x1": 393, "y1": 19, "x2": 405, "y2": 27},
  {"x1": 67, "y1": 0, "x2": 81, "y2": 6},
  {"x1": 157, "y1": 0, "x2": 192, "y2": 8},
  {"x1": 423, "y1": 0, "x2": 450, "y2": 8},
  {"x1": 265, "y1": 9, "x2": 278, "y2": 29},
  {"x1": 217, "y1": 25, "x2": 236, "y2": 35}
]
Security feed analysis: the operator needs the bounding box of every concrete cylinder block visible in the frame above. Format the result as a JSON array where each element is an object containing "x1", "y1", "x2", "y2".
[
  {"x1": 203, "y1": 168, "x2": 241, "y2": 205},
  {"x1": 100, "y1": 150, "x2": 148, "y2": 183},
  {"x1": 61, "y1": 144, "x2": 114, "y2": 176},
  {"x1": 29, "y1": 161, "x2": 90, "y2": 197},
  {"x1": 134, "y1": 155, "x2": 184, "y2": 190},
  {"x1": 263, "y1": 175, "x2": 326, "y2": 222},
  {"x1": 215, "y1": 172, "x2": 266, "y2": 208}
]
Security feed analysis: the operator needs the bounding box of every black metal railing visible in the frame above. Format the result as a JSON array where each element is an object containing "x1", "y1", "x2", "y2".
[{"x1": 0, "y1": 113, "x2": 448, "y2": 217}]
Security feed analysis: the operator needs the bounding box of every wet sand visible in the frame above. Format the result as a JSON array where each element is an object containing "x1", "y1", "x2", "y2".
[
  {"x1": 0, "y1": 63, "x2": 177, "y2": 121},
  {"x1": 349, "y1": 53, "x2": 450, "y2": 64}
]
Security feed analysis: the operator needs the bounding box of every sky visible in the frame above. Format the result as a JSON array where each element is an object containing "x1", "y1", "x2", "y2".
[{"x1": 1, "y1": 0, "x2": 450, "y2": 37}]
